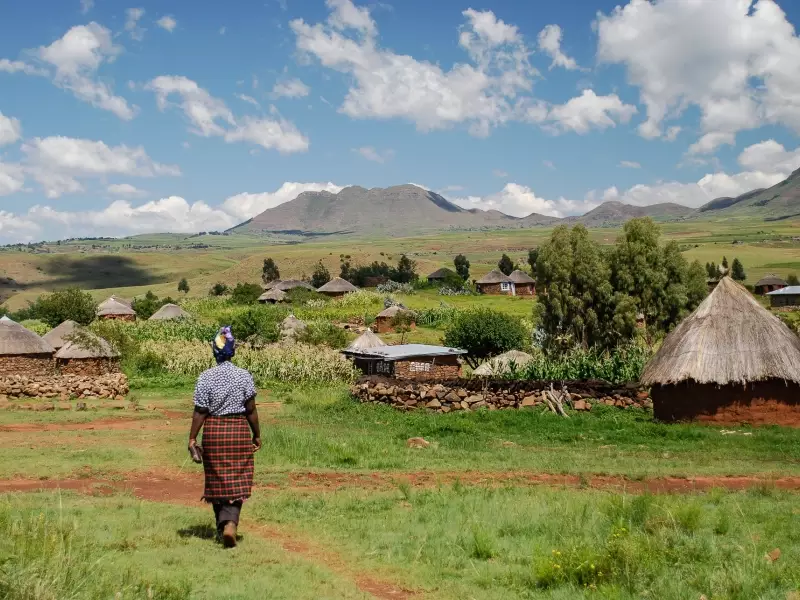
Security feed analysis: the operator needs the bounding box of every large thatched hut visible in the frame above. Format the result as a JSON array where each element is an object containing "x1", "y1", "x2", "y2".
[
  {"x1": 258, "y1": 288, "x2": 287, "y2": 304},
  {"x1": 149, "y1": 304, "x2": 190, "y2": 321},
  {"x1": 0, "y1": 316, "x2": 55, "y2": 375},
  {"x1": 55, "y1": 335, "x2": 120, "y2": 375},
  {"x1": 641, "y1": 277, "x2": 800, "y2": 425},
  {"x1": 97, "y1": 297, "x2": 136, "y2": 321},
  {"x1": 273, "y1": 280, "x2": 315, "y2": 292},
  {"x1": 317, "y1": 277, "x2": 358, "y2": 297},
  {"x1": 754, "y1": 275, "x2": 787, "y2": 296},
  {"x1": 509, "y1": 270, "x2": 536, "y2": 296},
  {"x1": 475, "y1": 269, "x2": 514, "y2": 295},
  {"x1": 42, "y1": 320, "x2": 80, "y2": 351}
]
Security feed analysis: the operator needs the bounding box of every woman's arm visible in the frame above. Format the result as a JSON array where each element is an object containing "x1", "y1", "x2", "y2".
[
  {"x1": 244, "y1": 396, "x2": 261, "y2": 451},
  {"x1": 188, "y1": 408, "x2": 208, "y2": 446}
]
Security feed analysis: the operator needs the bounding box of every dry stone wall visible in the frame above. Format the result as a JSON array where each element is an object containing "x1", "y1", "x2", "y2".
[
  {"x1": 352, "y1": 376, "x2": 651, "y2": 413},
  {"x1": 58, "y1": 358, "x2": 122, "y2": 376},
  {"x1": 0, "y1": 355, "x2": 57, "y2": 376},
  {"x1": 0, "y1": 373, "x2": 129, "y2": 400}
]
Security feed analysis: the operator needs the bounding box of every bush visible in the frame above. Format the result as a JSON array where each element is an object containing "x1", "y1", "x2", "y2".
[
  {"x1": 230, "y1": 283, "x2": 263, "y2": 305},
  {"x1": 298, "y1": 321, "x2": 348, "y2": 348},
  {"x1": 444, "y1": 308, "x2": 528, "y2": 368},
  {"x1": 286, "y1": 287, "x2": 329, "y2": 305},
  {"x1": 514, "y1": 343, "x2": 652, "y2": 384},
  {"x1": 209, "y1": 282, "x2": 229, "y2": 296},
  {"x1": 132, "y1": 290, "x2": 178, "y2": 320},
  {"x1": 20, "y1": 320, "x2": 51, "y2": 336},
  {"x1": 376, "y1": 281, "x2": 415, "y2": 294},
  {"x1": 15, "y1": 288, "x2": 97, "y2": 327},
  {"x1": 228, "y1": 307, "x2": 282, "y2": 343}
]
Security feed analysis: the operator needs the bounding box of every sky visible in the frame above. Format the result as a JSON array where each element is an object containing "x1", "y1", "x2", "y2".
[{"x1": 2, "y1": 0, "x2": 800, "y2": 243}]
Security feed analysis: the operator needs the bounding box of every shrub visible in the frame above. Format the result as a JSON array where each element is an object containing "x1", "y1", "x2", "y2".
[
  {"x1": 209, "y1": 282, "x2": 229, "y2": 296},
  {"x1": 229, "y1": 307, "x2": 281, "y2": 343},
  {"x1": 512, "y1": 343, "x2": 652, "y2": 384},
  {"x1": 20, "y1": 319, "x2": 51, "y2": 336},
  {"x1": 230, "y1": 282, "x2": 263, "y2": 305},
  {"x1": 15, "y1": 288, "x2": 97, "y2": 327},
  {"x1": 444, "y1": 308, "x2": 528, "y2": 367},
  {"x1": 310, "y1": 260, "x2": 331, "y2": 288},
  {"x1": 376, "y1": 281, "x2": 415, "y2": 294},
  {"x1": 286, "y1": 287, "x2": 328, "y2": 305},
  {"x1": 132, "y1": 290, "x2": 178, "y2": 320},
  {"x1": 298, "y1": 320, "x2": 348, "y2": 348}
]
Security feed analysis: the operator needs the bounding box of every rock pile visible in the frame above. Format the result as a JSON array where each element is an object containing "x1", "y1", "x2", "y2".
[
  {"x1": 0, "y1": 373, "x2": 129, "y2": 400},
  {"x1": 351, "y1": 376, "x2": 651, "y2": 413}
]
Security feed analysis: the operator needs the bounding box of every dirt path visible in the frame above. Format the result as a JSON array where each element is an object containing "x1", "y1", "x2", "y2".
[{"x1": 0, "y1": 417, "x2": 182, "y2": 433}]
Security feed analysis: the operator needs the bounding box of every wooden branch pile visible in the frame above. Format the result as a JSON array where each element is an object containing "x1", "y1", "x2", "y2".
[{"x1": 543, "y1": 383, "x2": 571, "y2": 418}]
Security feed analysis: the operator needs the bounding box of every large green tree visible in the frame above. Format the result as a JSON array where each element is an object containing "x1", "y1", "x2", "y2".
[
  {"x1": 731, "y1": 258, "x2": 746, "y2": 281},
  {"x1": 262, "y1": 258, "x2": 280, "y2": 283},
  {"x1": 497, "y1": 253, "x2": 514, "y2": 275},
  {"x1": 310, "y1": 261, "x2": 331, "y2": 288},
  {"x1": 443, "y1": 308, "x2": 527, "y2": 368},
  {"x1": 453, "y1": 254, "x2": 470, "y2": 281}
]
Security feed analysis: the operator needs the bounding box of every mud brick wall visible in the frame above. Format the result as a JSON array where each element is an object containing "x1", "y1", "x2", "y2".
[
  {"x1": 393, "y1": 356, "x2": 462, "y2": 381},
  {"x1": 57, "y1": 358, "x2": 122, "y2": 376},
  {"x1": 374, "y1": 317, "x2": 417, "y2": 334},
  {"x1": 0, "y1": 373, "x2": 129, "y2": 400},
  {"x1": 0, "y1": 355, "x2": 57, "y2": 376},
  {"x1": 514, "y1": 283, "x2": 535, "y2": 296},
  {"x1": 99, "y1": 314, "x2": 136, "y2": 322},
  {"x1": 352, "y1": 376, "x2": 651, "y2": 413},
  {"x1": 477, "y1": 283, "x2": 508, "y2": 295}
]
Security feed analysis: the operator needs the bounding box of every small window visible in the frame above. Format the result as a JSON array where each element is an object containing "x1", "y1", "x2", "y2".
[{"x1": 500, "y1": 282, "x2": 510, "y2": 291}]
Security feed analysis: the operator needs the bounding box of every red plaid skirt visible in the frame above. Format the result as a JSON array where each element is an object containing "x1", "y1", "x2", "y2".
[{"x1": 201, "y1": 414, "x2": 254, "y2": 503}]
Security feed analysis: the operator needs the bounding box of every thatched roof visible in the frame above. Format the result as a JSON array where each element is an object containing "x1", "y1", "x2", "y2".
[
  {"x1": 509, "y1": 269, "x2": 535, "y2": 284},
  {"x1": 428, "y1": 267, "x2": 456, "y2": 280},
  {"x1": 111, "y1": 295, "x2": 132, "y2": 307},
  {"x1": 472, "y1": 350, "x2": 535, "y2": 376},
  {"x1": 317, "y1": 277, "x2": 359, "y2": 294},
  {"x1": 476, "y1": 269, "x2": 513, "y2": 284},
  {"x1": 274, "y1": 280, "x2": 315, "y2": 292},
  {"x1": 149, "y1": 304, "x2": 190, "y2": 321},
  {"x1": 97, "y1": 297, "x2": 136, "y2": 317},
  {"x1": 755, "y1": 275, "x2": 787, "y2": 287},
  {"x1": 641, "y1": 277, "x2": 800, "y2": 386},
  {"x1": 55, "y1": 336, "x2": 119, "y2": 360},
  {"x1": 0, "y1": 316, "x2": 55, "y2": 355},
  {"x1": 262, "y1": 279, "x2": 279, "y2": 291},
  {"x1": 42, "y1": 320, "x2": 80, "y2": 350},
  {"x1": 376, "y1": 305, "x2": 414, "y2": 319},
  {"x1": 346, "y1": 330, "x2": 386, "y2": 352},
  {"x1": 258, "y1": 288, "x2": 287, "y2": 303}
]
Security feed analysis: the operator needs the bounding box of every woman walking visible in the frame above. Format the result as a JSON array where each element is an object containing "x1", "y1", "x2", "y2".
[{"x1": 188, "y1": 326, "x2": 261, "y2": 548}]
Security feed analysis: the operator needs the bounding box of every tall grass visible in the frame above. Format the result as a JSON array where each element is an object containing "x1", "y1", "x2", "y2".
[{"x1": 514, "y1": 344, "x2": 652, "y2": 384}]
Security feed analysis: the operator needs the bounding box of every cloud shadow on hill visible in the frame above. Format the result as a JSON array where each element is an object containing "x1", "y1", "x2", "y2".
[{"x1": 36, "y1": 255, "x2": 164, "y2": 289}]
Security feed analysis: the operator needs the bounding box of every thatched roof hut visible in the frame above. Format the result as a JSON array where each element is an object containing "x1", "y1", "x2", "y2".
[
  {"x1": 0, "y1": 316, "x2": 55, "y2": 375},
  {"x1": 55, "y1": 333, "x2": 120, "y2": 375},
  {"x1": 374, "y1": 305, "x2": 415, "y2": 334},
  {"x1": 42, "y1": 320, "x2": 80, "y2": 350},
  {"x1": 346, "y1": 329, "x2": 386, "y2": 353},
  {"x1": 97, "y1": 297, "x2": 137, "y2": 320},
  {"x1": 509, "y1": 270, "x2": 535, "y2": 284},
  {"x1": 273, "y1": 280, "x2": 315, "y2": 292},
  {"x1": 476, "y1": 269, "x2": 514, "y2": 295},
  {"x1": 258, "y1": 288, "x2": 287, "y2": 304},
  {"x1": 641, "y1": 277, "x2": 800, "y2": 425},
  {"x1": 472, "y1": 350, "x2": 535, "y2": 377},
  {"x1": 56, "y1": 337, "x2": 119, "y2": 360},
  {"x1": 476, "y1": 269, "x2": 513, "y2": 285},
  {"x1": 427, "y1": 267, "x2": 456, "y2": 282},
  {"x1": 149, "y1": 304, "x2": 190, "y2": 321},
  {"x1": 754, "y1": 275, "x2": 787, "y2": 295},
  {"x1": 317, "y1": 277, "x2": 359, "y2": 297}
]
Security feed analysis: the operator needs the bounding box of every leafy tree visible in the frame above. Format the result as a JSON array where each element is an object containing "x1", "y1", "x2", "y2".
[
  {"x1": 788, "y1": 273, "x2": 800, "y2": 286},
  {"x1": 390, "y1": 311, "x2": 415, "y2": 344},
  {"x1": 731, "y1": 258, "x2": 746, "y2": 281},
  {"x1": 310, "y1": 260, "x2": 331, "y2": 289},
  {"x1": 391, "y1": 254, "x2": 418, "y2": 283},
  {"x1": 298, "y1": 321, "x2": 347, "y2": 348},
  {"x1": 209, "y1": 283, "x2": 229, "y2": 296},
  {"x1": 441, "y1": 271, "x2": 467, "y2": 290},
  {"x1": 686, "y1": 260, "x2": 708, "y2": 310},
  {"x1": 722, "y1": 256, "x2": 729, "y2": 270},
  {"x1": 178, "y1": 278, "x2": 190, "y2": 294},
  {"x1": 497, "y1": 253, "x2": 515, "y2": 276},
  {"x1": 262, "y1": 258, "x2": 280, "y2": 283},
  {"x1": 443, "y1": 308, "x2": 527, "y2": 368},
  {"x1": 229, "y1": 308, "x2": 280, "y2": 342},
  {"x1": 230, "y1": 282, "x2": 263, "y2": 305},
  {"x1": 132, "y1": 291, "x2": 177, "y2": 320},
  {"x1": 453, "y1": 254, "x2": 470, "y2": 281},
  {"x1": 17, "y1": 288, "x2": 97, "y2": 327},
  {"x1": 706, "y1": 262, "x2": 718, "y2": 279},
  {"x1": 527, "y1": 248, "x2": 539, "y2": 275}
]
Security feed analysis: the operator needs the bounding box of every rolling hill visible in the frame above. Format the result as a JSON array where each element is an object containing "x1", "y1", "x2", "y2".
[
  {"x1": 697, "y1": 167, "x2": 800, "y2": 220},
  {"x1": 571, "y1": 201, "x2": 694, "y2": 227}
]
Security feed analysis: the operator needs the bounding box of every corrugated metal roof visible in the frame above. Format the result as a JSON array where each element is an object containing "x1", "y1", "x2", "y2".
[
  {"x1": 767, "y1": 286, "x2": 800, "y2": 295},
  {"x1": 342, "y1": 343, "x2": 466, "y2": 360}
]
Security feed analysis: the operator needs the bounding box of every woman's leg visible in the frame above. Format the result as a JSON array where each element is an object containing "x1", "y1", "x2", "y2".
[{"x1": 217, "y1": 501, "x2": 242, "y2": 548}]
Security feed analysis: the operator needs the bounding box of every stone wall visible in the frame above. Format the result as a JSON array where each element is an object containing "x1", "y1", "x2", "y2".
[
  {"x1": 515, "y1": 283, "x2": 535, "y2": 296},
  {"x1": 57, "y1": 358, "x2": 122, "y2": 376},
  {"x1": 477, "y1": 283, "x2": 509, "y2": 295},
  {"x1": 394, "y1": 357, "x2": 461, "y2": 381},
  {"x1": 0, "y1": 355, "x2": 57, "y2": 376},
  {"x1": 100, "y1": 314, "x2": 136, "y2": 322},
  {"x1": 0, "y1": 373, "x2": 129, "y2": 400},
  {"x1": 352, "y1": 376, "x2": 650, "y2": 413}
]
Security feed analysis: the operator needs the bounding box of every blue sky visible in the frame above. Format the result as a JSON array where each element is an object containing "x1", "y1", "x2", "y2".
[{"x1": 1, "y1": 0, "x2": 800, "y2": 242}]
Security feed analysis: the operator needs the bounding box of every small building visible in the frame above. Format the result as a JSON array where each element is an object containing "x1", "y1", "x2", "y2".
[
  {"x1": 756, "y1": 275, "x2": 789, "y2": 296},
  {"x1": 641, "y1": 277, "x2": 800, "y2": 425},
  {"x1": 317, "y1": 277, "x2": 359, "y2": 298},
  {"x1": 97, "y1": 297, "x2": 137, "y2": 321},
  {"x1": 55, "y1": 336, "x2": 120, "y2": 375},
  {"x1": 258, "y1": 288, "x2": 287, "y2": 304},
  {"x1": 475, "y1": 269, "x2": 515, "y2": 295},
  {"x1": 427, "y1": 267, "x2": 457, "y2": 284},
  {"x1": 472, "y1": 350, "x2": 534, "y2": 377},
  {"x1": 149, "y1": 304, "x2": 191, "y2": 321},
  {"x1": 0, "y1": 316, "x2": 56, "y2": 375},
  {"x1": 509, "y1": 270, "x2": 535, "y2": 296},
  {"x1": 767, "y1": 286, "x2": 800, "y2": 308},
  {"x1": 374, "y1": 305, "x2": 416, "y2": 334},
  {"x1": 342, "y1": 344, "x2": 466, "y2": 380},
  {"x1": 42, "y1": 320, "x2": 80, "y2": 351}
]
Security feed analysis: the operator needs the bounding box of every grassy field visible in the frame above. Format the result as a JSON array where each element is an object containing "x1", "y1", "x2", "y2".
[{"x1": 0, "y1": 387, "x2": 799, "y2": 599}]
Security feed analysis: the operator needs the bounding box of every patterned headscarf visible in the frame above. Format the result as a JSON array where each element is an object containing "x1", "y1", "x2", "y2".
[{"x1": 212, "y1": 326, "x2": 235, "y2": 363}]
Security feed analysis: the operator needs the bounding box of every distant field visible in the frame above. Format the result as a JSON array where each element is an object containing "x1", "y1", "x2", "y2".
[{"x1": 2, "y1": 218, "x2": 799, "y2": 310}]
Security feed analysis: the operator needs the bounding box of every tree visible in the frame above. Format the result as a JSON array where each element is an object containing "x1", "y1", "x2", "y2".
[
  {"x1": 527, "y1": 248, "x2": 539, "y2": 275},
  {"x1": 788, "y1": 274, "x2": 800, "y2": 286},
  {"x1": 390, "y1": 311, "x2": 415, "y2": 344},
  {"x1": 706, "y1": 262, "x2": 718, "y2": 279},
  {"x1": 454, "y1": 254, "x2": 470, "y2": 281},
  {"x1": 686, "y1": 260, "x2": 708, "y2": 310},
  {"x1": 20, "y1": 288, "x2": 97, "y2": 327},
  {"x1": 132, "y1": 291, "x2": 177, "y2": 320},
  {"x1": 178, "y1": 278, "x2": 190, "y2": 294},
  {"x1": 230, "y1": 282, "x2": 263, "y2": 305},
  {"x1": 310, "y1": 260, "x2": 331, "y2": 289},
  {"x1": 209, "y1": 283, "x2": 229, "y2": 296},
  {"x1": 497, "y1": 253, "x2": 514, "y2": 276},
  {"x1": 731, "y1": 258, "x2": 746, "y2": 281},
  {"x1": 443, "y1": 308, "x2": 527, "y2": 368},
  {"x1": 262, "y1": 258, "x2": 280, "y2": 283},
  {"x1": 722, "y1": 256, "x2": 729, "y2": 270},
  {"x1": 391, "y1": 254, "x2": 418, "y2": 283}
]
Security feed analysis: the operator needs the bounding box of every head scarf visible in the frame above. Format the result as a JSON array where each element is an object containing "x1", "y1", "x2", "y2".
[{"x1": 212, "y1": 326, "x2": 235, "y2": 363}]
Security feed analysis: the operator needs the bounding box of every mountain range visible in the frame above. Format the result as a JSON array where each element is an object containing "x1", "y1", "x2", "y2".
[{"x1": 233, "y1": 169, "x2": 800, "y2": 237}]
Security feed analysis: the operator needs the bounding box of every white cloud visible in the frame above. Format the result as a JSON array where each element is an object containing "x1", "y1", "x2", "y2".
[
  {"x1": 0, "y1": 163, "x2": 25, "y2": 196},
  {"x1": 596, "y1": 0, "x2": 800, "y2": 152},
  {"x1": 37, "y1": 23, "x2": 137, "y2": 120},
  {"x1": 236, "y1": 94, "x2": 261, "y2": 107},
  {"x1": 537, "y1": 24, "x2": 580, "y2": 71},
  {"x1": 222, "y1": 182, "x2": 345, "y2": 220},
  {"x1": 124, "y1": 8, "x2": 146, "y2": 41},
  {"x1": 107, "y1": 183, "x2": 147, "y2": 197},
  {"x1": 450, "y1": 183, "x2": 595, "y2": 218},
  {"x1": 737, "y1": 139, "x2": 800, "y2": 174},
  {"x1": 156, "y1": 16, "x2": 177, "y2": 32},
  {"x1": 619, "y1": 160, "x2": 641, "y2": 169},
  {"x1": 148, "y1": 75, "x2": 309, "y2": 152},
  {"x1": 21, "y1": 136, "x2": 180, "y2": 198},
  {"x1": 353, "y1": 146, "x2": 393, "y2": 163},
  {"x1": 546, "y1": 89, "x2": 637, "y2": 134},
  {"x1": 272, "y1": 78, "x2": 310, "y2": 99},
  {"x1": 326, "y1": 0, "x2": 376, "y2": 36},
  {"x1": 0, "y1": 210, "x2": 40, "y2": 242},
  {"x1": 0, "y1": 112, "x2": 21, "y2": 146},
  {"x1": 0, "y1": 59, "x2": 46, "y2": 75}
]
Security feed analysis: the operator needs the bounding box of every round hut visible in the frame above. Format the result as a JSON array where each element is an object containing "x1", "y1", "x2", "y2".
[
  {"x1": 258, "y1": 288, "x2": 287, "y2": 304},
  {"x1": 475, "y1": 269, "x2": 514, "y2": 295},
  {"x1": 508, "y1": 270, "x2": 536, "y2": 296},
  {"x1": 472, "y1": 350, "x2": 534, "y2": 377},
  {"x1": 346, "y1": 329, "x2": 386, "y2": 353},
  {"x1": 317, "y1": 277, "x2": 359, "y2": 298},
  {"x1": 55, "y1": 334, "x2": 120, "y2": 375},
  {"x1": 641, "y1": 277, "x2": 800, "y2": 425},
  {"x1": 374, "y1": 305, "x2": 416, "y2": 334},
  {"x1": 0, "y1": 316, "x2": 56, "y2": 375},
  {"x1": 754, "y1": 275, "x2": 788, "y2": 296},
  {"x1": 149, "y1": 303, "x2": 190, "y2": 321},
  {"x1": 42, "y1": 320, "x2": 80, "y2": 351},
  {"x1": 273, "y1": 280, "x2": 315, "y2": 292},
  {"x1": 97, "y1": 297, "x2": 137, "y2": 321}
]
